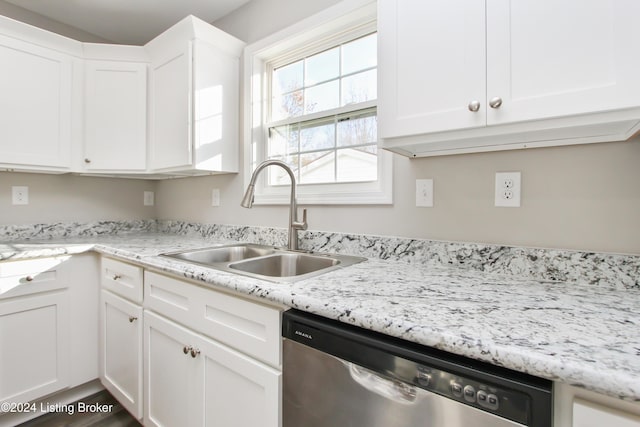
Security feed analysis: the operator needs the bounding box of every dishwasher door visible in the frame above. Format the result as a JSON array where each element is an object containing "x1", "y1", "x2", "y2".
[
  {"x1": 284, "y1": 339, "x2": 523, "y2": 427},
  {"x1": 282, "y1": 309, "x2": 552, "y2": 427}
]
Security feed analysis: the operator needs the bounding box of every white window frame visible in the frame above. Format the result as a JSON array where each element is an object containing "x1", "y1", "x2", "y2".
[{"x1": 243, "y1": 0, "x2": 392, "y2": 205}]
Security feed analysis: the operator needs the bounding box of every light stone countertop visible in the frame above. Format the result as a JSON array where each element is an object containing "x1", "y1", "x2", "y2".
[{"x1": 1, "y1": 232, "x2": 639, "y2": 403}]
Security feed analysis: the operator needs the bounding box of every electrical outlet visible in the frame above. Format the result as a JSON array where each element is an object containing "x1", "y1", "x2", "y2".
[
  {"x1": 416, "y1": 179, "x2": 433, "y2": 207},
  {"x1": 495, "y1": 172, "x2": 521, "y2": 207},
  {"x1": 12, "y1": 186, "x2": 29, "y2": 205},
  {"x1": 144, "y1": 191, "x2": 154, "y2": 206},
  {"x1": 211, "y1": 189, "x2": 221, "y2": 207}
]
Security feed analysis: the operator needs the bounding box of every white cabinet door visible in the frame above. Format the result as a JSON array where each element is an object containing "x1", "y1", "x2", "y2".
[
  {"x1": 144, "y1": 310, "x2": 281, "y2": 427},
  {"x1": 0, "y1": 34, "x2": 72, "y2": 170},
  {"x1": 100, "y1": 290, "x2": 142, "y2": 419},
  {"x1": 144, "y1": 310, "x2": 202, "y2": 427},
  {"x1": 201, "y1": 332, "x2": 281, "y2": 427},
  {"x1": 378, "y1": 0, "x2": 486, "y2": 137},
  {"x1": 486, "y1": 0, "x2": 640, "y2": 126},
  {"x1": 0, "y1": 291, "x2": 69, "y2": 404},
  {"x1": 84, "y1": 60, "x2": 147, "y2": 171},
  {"x1": 148, "y1": 46, "x2": 192, "y2": 171},
  {"x1": 146, "y1": 16, "x2": 244, "y2": 174}
]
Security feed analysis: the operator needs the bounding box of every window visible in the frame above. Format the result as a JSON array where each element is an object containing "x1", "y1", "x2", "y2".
[
  {"x1": 244, "y1": 0, "x2": 392, "y2": 205},
  {"x1": 267, "y1": 33, "x2": 378, "y2": 186}
]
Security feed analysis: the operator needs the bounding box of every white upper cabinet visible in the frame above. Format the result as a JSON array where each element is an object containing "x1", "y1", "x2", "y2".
[
  {"x1": 0, "y1": 20, "x2": 76, "y2": 171},
  {"x1": 0, "y1": 14, "x2": 244, "y2": 177},
  {"x1": 378, "y1": 0, "x2": 640, "y2": 157},
  {"x1": 146, "y1": 16, "x2": 245, "y2": 175},
  {"x1": 486, "y1": 0, "x2": 640, "y2": 125},
  {"x1": 378, "y1": 0, "x2": 486, "y2": 137},
  {"x1": 83, "y1": 44, "x2": 148, "y2": 173}
]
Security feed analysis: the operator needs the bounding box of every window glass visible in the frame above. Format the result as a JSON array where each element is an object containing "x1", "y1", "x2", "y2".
[{"x1": 267, "y1": 32, "x2": 378, "y2": 186}]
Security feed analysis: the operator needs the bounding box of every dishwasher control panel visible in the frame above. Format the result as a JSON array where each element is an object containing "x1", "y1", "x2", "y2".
[{"x1": 410, "y1": 364, "x2": 528, "y2": 422}]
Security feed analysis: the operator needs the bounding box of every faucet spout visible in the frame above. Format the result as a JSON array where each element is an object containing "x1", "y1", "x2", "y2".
[{"x1": 241, "y1": 160, "x2": 308, "y2": 250}]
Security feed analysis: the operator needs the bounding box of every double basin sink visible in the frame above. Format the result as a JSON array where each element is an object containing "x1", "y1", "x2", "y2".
[{"x1": 161, "y1": 243, "x2": 366, "y2": 282}]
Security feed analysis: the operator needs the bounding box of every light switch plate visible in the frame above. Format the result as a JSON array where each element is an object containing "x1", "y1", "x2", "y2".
[
  {"x1": 12, "y1": 186, "x2": 29, "y2": 205},
  {"x1": 416, "y1": 179, "x2": 433, "y2": 207}
]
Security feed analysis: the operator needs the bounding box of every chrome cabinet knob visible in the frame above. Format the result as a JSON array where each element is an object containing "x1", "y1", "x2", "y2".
[
  {"x1": 24, "y1": 275, "x2": 34, "y2": 282},
  {"x1": 84, "y1": 158, "x2": 91, "y2": 164},
  {"x1": 183, "y1": 345, "x2": 191, "y2": 355},
  {"x1": 190, "y1": 348, "x2": 201, "y2": 358},
  {"x1": 112, "y1": 274, "x2": 121, "y2": 281},
  {"x1": 489, "y1": 97, "x2": 503, "y2": 109},
  {"x1": 128, "y1": 316, "x2": 137, "y2": 323},
  {"x1": 468, "y1": 100, "x2": 481, "y2": 112}
]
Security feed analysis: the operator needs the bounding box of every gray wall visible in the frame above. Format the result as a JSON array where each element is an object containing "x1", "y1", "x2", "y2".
[
  {"x1": 0, "y1": 172, "x2": 156, "y2": 224},
  {"x1": 0, "y1": 0, "x2": 110, "y2": 42}
]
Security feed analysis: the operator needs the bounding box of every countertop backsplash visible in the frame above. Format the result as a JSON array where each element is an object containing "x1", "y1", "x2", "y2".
[{"x1": 1, "y1": 219, "x2": 638, "y2": 289}]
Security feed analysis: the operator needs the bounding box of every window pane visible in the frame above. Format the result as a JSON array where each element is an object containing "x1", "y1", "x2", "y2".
[
  {"x1": 336, "y1": 146, "x2": 378, "y2": 182},
  {"x1": 337, "y1": 113, "x2": 377, "y2": 147},
  {"x1": 268, "y1": 155, "x2": 299, "y2": 185},
  {"x1": 273, "y1": 61, "x2": 303, "y2": 95},
  {"x1": 341, "y1": 69, "x2": 377, "y2": 106},
  {"x1": 305, "y1": 80, "x2": 339, "y2": 114},
  {"x1": 300, "y1": 121, "x2": 335, "y2": 152},
  {"x1": 272, "y1": 90, "x2": 303, "y2": 121},
  {"x1": 269, "y1": 126, "x2": 299, "y2": 156},
  {"x1": 342, "y1": 33, "x2": 377, "y2": 75},
  {"x1": 305, "y1": 47, "x2": 339, "y2": 85},
  {"x1": 300, "y1": 151, "x2": 335, "y2": 184}
]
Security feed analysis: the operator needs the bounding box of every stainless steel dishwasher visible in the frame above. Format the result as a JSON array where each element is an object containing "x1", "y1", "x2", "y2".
[{"x1": 283, "y1": 309, "x2": 552, "y2": 427}]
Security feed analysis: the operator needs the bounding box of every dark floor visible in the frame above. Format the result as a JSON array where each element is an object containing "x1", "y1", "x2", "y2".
[{"x1": 19, "y1": 391, "x2": 140, "y2": 427}]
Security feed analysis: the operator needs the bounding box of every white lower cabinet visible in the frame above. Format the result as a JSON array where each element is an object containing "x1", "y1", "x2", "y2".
[
  {"x1": 144, "y1": 310, "x2": 281, "y2": 427},
  {"x1": 555, "y1": 382, "x2": 640, "y2": 427},
  {"x1": 0, "y1": 291, "x2": 69, "y2": 404},
  {"x1": 98, "y1": 259, "x2": 283, "y2": 426},
  {"x1": 0, "y1": 254, "x2": 98, "y2": 409},
  {"x1": 100, "y1": 289, "x2": 143, "y2": 420},
  {"x1": 573, "y1": 399, "x2": 640, "y2": 427}
]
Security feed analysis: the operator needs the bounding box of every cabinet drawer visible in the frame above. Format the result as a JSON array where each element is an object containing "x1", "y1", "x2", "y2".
[
  {"x1": 144, "y1": 271, "x2": 282, "y2": 368},
  {"x1": 101, "y1": 257, "x2": 143, "y2": 303},
  {"x1": 0, "y1": 256, "x2": 70, "y2": 299}
]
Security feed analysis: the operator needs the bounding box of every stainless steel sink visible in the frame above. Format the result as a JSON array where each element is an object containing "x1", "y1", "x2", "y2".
[
  {"x1": 166, "y1": 244, "x2": 275, "y2": 264},
  {"x1": 161, "y1": 243, "x2": 366, "y2": 282},
  {"x1": 229, "y1": 253, "x2": 339, "y2": 278}
]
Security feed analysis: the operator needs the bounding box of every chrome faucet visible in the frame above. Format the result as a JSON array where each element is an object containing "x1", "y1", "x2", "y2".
[{"x1": 241, "y1": 160, "x2": 308, "y2": 251}]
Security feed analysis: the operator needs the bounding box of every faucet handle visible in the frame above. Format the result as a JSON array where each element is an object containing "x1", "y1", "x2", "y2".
[{"x1": 293, "y1": 208, "x2": 308, "y2": 231}]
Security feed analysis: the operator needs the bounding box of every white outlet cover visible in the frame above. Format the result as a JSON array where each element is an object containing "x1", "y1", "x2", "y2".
[
  {"x1": 12, "y1": 186, "x2": 29, "y2": 205},
  {"x1": 144, "y1": 191, "x2": 154, "y2": 206},
  {"x1": 495, "y1": 172, "x2": 521, "y2": 207},
  {"x1": 211, "y1": 189, "x2": 221, "y2": 207},
  {"x1": 416, "y1": 179, "x2": 433, "y2": 207}
]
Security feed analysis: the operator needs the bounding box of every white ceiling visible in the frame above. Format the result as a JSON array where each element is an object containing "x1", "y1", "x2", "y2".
[{"x1": 5, "y1": 0, "x2": 252, "y2": 44}]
